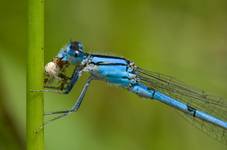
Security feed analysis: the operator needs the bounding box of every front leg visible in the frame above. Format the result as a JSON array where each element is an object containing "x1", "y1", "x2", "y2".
[
  {"x1": 62, "y1": 68, "x2": 81, "y2": 94},
  {"x1": 43, "y1": 76, "x2": 94, "y2": 127},
  {"x1": 43, "y1": 74, "x2": 70, "y2": 93},
  {"x1": 33, "y1": 67, "x2": 82, "y2": 94}
]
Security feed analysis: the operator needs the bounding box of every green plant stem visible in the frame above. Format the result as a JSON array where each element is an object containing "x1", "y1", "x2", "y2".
[{"x1": 27, "y1": 0, "x2": 44, "y2": 149}]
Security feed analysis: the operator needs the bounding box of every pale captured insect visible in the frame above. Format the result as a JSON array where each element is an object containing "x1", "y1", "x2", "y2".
[{"x1": 37, "y1": 41, "x2": 227, "y2": 144}]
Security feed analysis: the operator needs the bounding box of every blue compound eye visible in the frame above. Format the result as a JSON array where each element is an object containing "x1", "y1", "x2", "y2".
[
  {"x1": 70, "y1": 41, "x2": 83, "y2": 51},
  {"x1": 74, "y1": 50, "x2": 80, "y2": 57}
]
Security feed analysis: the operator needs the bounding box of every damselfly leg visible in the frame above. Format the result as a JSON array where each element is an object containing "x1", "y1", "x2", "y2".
[
  {"x1": 43, "y1": 76, "x2": 93, "y2": 126},
  {"x1": 45, "y1": 76, "x2": 93, "y2": 115}
]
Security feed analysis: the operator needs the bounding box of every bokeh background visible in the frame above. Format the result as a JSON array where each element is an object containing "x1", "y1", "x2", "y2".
[{"x1": 1, "y1": 0, "x2": 227, "y2": 149}]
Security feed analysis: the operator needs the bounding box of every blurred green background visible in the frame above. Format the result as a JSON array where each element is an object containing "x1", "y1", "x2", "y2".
[{"x1": 1, "y1": 0, "x2": 227, "y2": 149}]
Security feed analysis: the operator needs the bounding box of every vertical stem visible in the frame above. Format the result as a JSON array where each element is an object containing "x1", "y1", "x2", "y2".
[{"x1": 27, "y1": 0, "x2": 44, "y2": 149}]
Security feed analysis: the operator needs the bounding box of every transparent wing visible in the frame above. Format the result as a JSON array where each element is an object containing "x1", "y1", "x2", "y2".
[
  {"x1": 180, "y1": 111, "x2": 227, "y2": 144},
  {"x1": 135, "y1": 67, "x2": 227, "y2": 144}
]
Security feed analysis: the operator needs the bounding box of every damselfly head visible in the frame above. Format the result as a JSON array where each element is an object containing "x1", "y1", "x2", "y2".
[{"x1": 56, "y1": 41, "x2": 86, "y2": 65}]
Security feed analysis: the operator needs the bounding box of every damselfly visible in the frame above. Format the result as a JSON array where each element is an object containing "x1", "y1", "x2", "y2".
[{"x1": 38, "y1": 41, "x2": 227, "y2": 144}]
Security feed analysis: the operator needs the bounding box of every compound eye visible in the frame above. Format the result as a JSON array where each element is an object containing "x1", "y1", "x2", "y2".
[
  {"x1": 74, "y1": 50, "x2": 80, "y2": 57},
  {"x1": 70, "y1": 45, "x2": 74, "y2": 50},
  {"x1": 70, "y1": 41, "x2": 83, "y2": 51}
]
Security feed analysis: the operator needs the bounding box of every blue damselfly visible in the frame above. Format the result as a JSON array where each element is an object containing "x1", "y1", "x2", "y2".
[{"x1": 37, "y1": 41, "x2": 227, "y2": 144}]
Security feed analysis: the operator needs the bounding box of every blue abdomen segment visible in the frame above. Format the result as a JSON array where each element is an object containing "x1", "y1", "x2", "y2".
[
  {"x1": 153, "y1": 90, "x2": 227, "y2": 129},
  {"x1": 131, "y1": 83, "x2": 155, "y2": 98},
  {"x1": 130, "y1": 83, "x2": 227, "y2": 129},
  {"x1": 195, "y1": 111, "x2": 227, "y2": 128}
]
